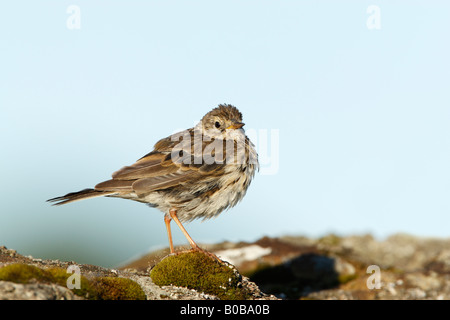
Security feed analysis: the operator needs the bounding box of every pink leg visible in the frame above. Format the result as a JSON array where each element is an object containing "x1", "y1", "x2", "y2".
[
  {"x1": 164, "y1": 214, "x2": 175, "y2": 254},
  {"x1": 169, "y1": 208, "x2": 200, "y2": 250}
]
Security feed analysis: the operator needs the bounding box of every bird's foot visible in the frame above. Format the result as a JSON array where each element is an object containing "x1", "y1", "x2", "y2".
[{"x1": 188, "y1": 245, "x2": 224, "y2": 264}]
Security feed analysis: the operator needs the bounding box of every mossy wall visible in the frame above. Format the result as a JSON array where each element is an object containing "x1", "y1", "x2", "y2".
[{"x1": 0, "y1": 263, "x2": 146, "y2": 300}]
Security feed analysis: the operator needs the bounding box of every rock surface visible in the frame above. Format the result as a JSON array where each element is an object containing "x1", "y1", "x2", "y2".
[
  {"x1": 0, "y1": 280, "x2": 82, "y2": 300},
  {"x1": 0, "y1": 245, "x2": 275, "y2": 300},
  {"x1": 122, "y1": 233, "x2": 450, "y2": 300},
  {"x1": 2, "y1": 233, "x2": 450, "y2": 300}
]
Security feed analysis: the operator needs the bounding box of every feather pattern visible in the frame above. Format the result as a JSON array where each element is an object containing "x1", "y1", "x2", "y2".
[{"x1": 47, "y1": 104, "x2": 259, "y2": 223}]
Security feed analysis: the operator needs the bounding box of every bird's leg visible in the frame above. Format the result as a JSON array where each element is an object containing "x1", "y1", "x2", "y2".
[
  {"x1": 168, "y1": 208, "x2": 224, "y2": 263},
  {"x1": 169, "y1": 208, "x2": 200, "y2": 251},
  {"x1": 164, "y1": 214, "x2": 175, "y2": 254}
]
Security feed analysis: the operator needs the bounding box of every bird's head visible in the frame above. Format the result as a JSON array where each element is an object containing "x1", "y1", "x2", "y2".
[{"x1": 200, "y1": 104, "x2": 245, "y2": 139}]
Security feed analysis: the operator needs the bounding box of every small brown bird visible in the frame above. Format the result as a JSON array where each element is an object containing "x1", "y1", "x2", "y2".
[{"x1": 48, "y1": 104, "x2": 259, "y2": 254}]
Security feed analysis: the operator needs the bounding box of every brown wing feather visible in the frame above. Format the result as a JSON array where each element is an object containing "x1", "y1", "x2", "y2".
[
  {"x1": 94, "y1": 128, "x2": 238, "y2": 195},
  {"x1": 131, "y1": 171, "x2": 198, "y2": 196},
  {"x1": 111, "y1": 130, "x2": 193, "y2": 180},
  {"x1": 111, "y1": 153, "x2": 168, "y2": 180},
  {"x1": 94, "y1": 179, "x2": 134, "y2": 191}
]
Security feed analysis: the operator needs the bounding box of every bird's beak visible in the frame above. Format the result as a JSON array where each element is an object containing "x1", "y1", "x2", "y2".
[{"x1": 226, "y1": 122, "x2": 245, "y2": 130}]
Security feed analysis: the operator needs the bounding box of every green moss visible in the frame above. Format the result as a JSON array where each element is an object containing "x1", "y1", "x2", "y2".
[
  {"x1": 45, "y1": 267, "x2": 99, "y2": 299},
  {"x1": 150, "y1": 251, "x2": 250, "y2": 300},
  {"x1": 338, "y1": 273, "x2": 358, "y2": 285},
  {"x1": 0, "y1": 264, "x2": 48, "y2": 284},
  {"x1": 94, "y1": 277, "x2": 146, "y2": 300},
  {"x1": 0, "y1": 263, "x2": 145, "y2": 300}
]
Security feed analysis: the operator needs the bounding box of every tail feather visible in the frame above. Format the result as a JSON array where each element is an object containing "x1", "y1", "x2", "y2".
[{"x1": 47, "y1": 188, "x2": 116, "y2": 206}]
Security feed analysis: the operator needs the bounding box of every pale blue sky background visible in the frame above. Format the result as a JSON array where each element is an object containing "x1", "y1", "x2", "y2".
[{"x1": 1, "y1": 1, "x2": 449, "y2": 268}]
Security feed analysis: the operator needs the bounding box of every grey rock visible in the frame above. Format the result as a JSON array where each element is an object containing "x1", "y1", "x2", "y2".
[{"x1": 0, "y1": 280, "x2": 82, "y2": 300}]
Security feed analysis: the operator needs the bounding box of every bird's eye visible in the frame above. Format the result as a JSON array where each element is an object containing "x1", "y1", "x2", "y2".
[{"x1": 215, "y1": 121, "x2": 221, "y2": 129}]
